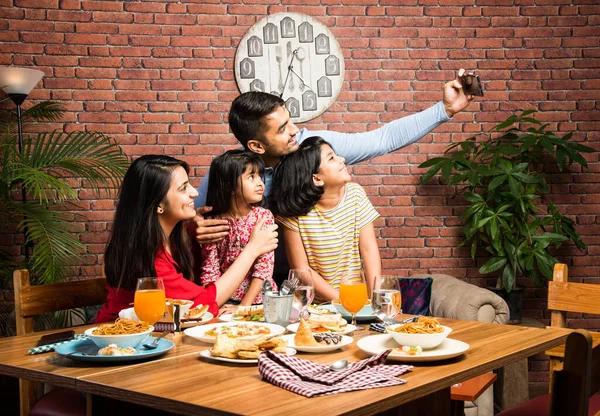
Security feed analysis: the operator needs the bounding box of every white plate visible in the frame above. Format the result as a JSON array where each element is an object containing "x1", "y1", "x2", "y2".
[
  {"x1": 184, "y1": 322, "x2": 285, "y2": 344},
  {"x1": 218, "y1": 313, "x2": 265, "y2": 323},
  {"x1": 286, "y1": 322, "x2": 357, "y2": 335},
  {"x1": 199, "y1": 347, "x2": 296, "y2": 364},
  {"x1": 181, "y1": 312, "x2": 214, "y2": 328},
  {"x1": 280, "y1": 334, "x2": 354, "y2": 353},
  {"x1": 357, "y1": 334, "x2": 470, "y2": 362}
]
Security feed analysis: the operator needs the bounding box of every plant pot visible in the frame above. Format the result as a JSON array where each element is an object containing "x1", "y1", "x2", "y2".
[{"x1": 487, "y1": 286, "x2": 524, "y2": 325}]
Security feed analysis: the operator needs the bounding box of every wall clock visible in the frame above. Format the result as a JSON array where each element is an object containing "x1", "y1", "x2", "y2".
[{"x1": 234, "y1": 12, "x2": 345, "y2": 123}]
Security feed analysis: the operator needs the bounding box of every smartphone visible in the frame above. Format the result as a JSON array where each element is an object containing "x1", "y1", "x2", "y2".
[
  {"x1": 37, "y1": 330, "x2": 75, "y2": 346},
  {"x1": 460, "y1": 74, "x2": 484, "y2": 97}
]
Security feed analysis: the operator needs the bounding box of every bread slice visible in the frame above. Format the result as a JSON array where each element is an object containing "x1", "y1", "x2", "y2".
[
  {"x1": 294, "y1": 318, "x2": 321, "y2": 346},
  {"x1": 210, "y1": 334, "x2": 238, "y2": 359},
  {"x1": 185, "y1": 304, "x2": 208, "y2": 319}
]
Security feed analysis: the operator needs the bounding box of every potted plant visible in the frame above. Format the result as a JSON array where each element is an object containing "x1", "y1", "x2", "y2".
[
  {"x1": 0, "y1": 100, "x2": 128, "y2": 332},
  {"x1": 418, "y1": 110, "x2": 593, "y2": 323}
]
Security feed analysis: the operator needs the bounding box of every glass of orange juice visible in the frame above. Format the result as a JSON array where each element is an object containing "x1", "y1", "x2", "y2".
[
  {"x1": 134, "y1": 277, "x2": 166, "y2": 325},
  {"x1": 339, "y1": 271, "x2": 368, "y2": 330}
]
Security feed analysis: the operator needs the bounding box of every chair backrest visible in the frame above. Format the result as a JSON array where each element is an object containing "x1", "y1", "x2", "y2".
[
  {"x1": 550, "y1": 330, "x2": 600, "y2": 416},
  {"x1": 548, "y1": 263, "x2": 600, "y2": 328},
  {"x1": 13, "y1": 269, "x2": 108, "y2": 335}
]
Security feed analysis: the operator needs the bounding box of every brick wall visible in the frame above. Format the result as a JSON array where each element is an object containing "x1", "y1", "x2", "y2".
[{"x1": 1, "y1": 0, "x2": 598, "y2": 393}]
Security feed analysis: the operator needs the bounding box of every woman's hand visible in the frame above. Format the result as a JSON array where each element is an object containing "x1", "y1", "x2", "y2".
[
  {"x1": 246, "y1": 217, "x2": 278, "y2": 257},
  {"x1": 218, "y1": 304, "x2": 239, "y2": 316}
]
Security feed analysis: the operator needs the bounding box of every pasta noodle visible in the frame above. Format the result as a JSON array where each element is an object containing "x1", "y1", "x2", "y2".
[
  {"x1": 393, "y1": 316, "x2": 444, "y2": 334},
  {"x1": 92, "y1": 318, "x2": 151, "y2": 335}
]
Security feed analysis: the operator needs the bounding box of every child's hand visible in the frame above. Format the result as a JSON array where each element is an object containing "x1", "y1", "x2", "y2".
[
  {"x1": 192, "y1": 206, "x2": 230, "y2": 244},
  {"x1": 246, "y1": 216, "x2": 278, "y2": 257},
  {"x1": 218, "y1": 304, "x2": 239, "y2": 316}
]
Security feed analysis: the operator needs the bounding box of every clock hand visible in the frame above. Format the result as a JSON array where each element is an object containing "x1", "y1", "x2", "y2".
[
  {"x1": 280, "y1": 47, "x2": 298, "y2": 98},
  {"x1": 289, "y1": 67, "x2": 314, "y2": 92}
]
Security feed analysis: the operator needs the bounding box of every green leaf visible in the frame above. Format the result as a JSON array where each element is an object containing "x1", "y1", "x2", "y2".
[
  {"x1": 531, "y1": 232, "x2": 568, "y2": 243},
  {"x1": 502, "y1": 264, "x2": 515, "y2": 292},
  {"x1": 508, "y1": 176, "x2": 520, "y2": 197},
  {"x1": 418, "y1": 157, "x2": 448, "y2": 169},
  {"x1": 488, "y1": 174, "x2": 507, "y2": 191},
  {"x1": 479, "y1": 257, "x2": 508, "y2": 274},
  {"x1": 520, "y1": 109, "x2": 537, "y2": 117},
  {"x1": 495, "y1": 115, "x2": 518, "y2": 131}
]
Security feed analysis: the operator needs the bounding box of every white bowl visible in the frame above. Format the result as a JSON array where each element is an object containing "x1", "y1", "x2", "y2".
[
  {"x1": 84, "y1": 326, "x2": 154, "y2": 349},
  {"x1": 387, "y1": 324, "x2": 452, "y2": 349},
  {"x1": 168, "y1": 299, "x2": 194, "y2": 317}
]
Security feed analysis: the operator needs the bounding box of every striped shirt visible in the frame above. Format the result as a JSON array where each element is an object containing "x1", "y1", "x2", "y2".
[{"x1": 277, "y1": 182, "x2": 379, "y2": 289}]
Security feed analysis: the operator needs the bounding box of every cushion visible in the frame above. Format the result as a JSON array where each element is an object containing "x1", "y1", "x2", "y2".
[
  {"x1": 496, "y1": 393, "x2": 600, "y2": 416},
  {"x1": 397, "y1": 277, "x2": 433, "y2": 316}
]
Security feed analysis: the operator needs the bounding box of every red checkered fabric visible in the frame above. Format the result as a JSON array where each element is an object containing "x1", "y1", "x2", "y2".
[{"x1": 258, "y1": 349, "x2": 412, "y2": 397}]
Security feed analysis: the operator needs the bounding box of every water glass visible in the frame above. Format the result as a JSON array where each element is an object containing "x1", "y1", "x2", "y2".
[
  {"x1": 372, "y1": 275, "x2": 401, "y2": 324},
  {"x1": 290, "y1": 268, "x2": 315, "y2": 321}
]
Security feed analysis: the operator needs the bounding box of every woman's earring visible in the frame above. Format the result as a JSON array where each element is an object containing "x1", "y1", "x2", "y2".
[{"x1": 157, "y1": 207, "x2": 164, "y2": 214}]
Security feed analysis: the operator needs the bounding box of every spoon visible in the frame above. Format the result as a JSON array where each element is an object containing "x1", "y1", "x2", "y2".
[
  {"x1": 262, "y1": 279, "x2": 273, "y2": 295},
  {"x1": 312, "y1": 359, "x2": 348, "y2": 376},
  {"x1": 143, "y1": 330, "x2": 170, "y2": 350}
]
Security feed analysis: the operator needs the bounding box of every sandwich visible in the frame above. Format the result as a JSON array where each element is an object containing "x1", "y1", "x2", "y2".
[
  {"x1": 307, "y1": 312, "x2": 347, "y2": 333},
  {"x1": 294, "y1": 318, "x2": 321, "y2": 346},
  {"x1": 185, "y1": 304, "x2": 209, "y2": 320},
  {"x1": 233, "y1": 305, "x2": 264, "y2": 321}
]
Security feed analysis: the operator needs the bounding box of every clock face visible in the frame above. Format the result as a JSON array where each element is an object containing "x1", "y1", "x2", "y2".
[{"x1": 234, "y1": 12, "x2": 345, "y2": 123}]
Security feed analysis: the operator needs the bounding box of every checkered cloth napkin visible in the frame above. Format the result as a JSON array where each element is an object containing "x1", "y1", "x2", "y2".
[
  {"x1": 370, "y1": 323, "x2": 387, "y2": 333},
  {"x1": 28, "y1": 334, "x2": 89, "y2": 355},
  {"x1": 258, "y1": 349, "x2": 412, "y2": 397}
]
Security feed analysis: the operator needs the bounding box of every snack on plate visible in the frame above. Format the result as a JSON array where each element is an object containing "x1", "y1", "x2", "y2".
[
  {"x1": 294, "y1": 319, "x2": 321, "y2": 346},
  {"x1": 210, "y1": 334, "x2": 287, "y2": 360},
  {"x1": 392, "y1": 316, "x2": 444, "y2": 334},
  {"x1": 307, "y1": 304, "x2": 336, "y2": 315},
  {"x1": 395, "y1": 345, "x2": 423, "y2": 356},
  {"x1": 185, "y1": 304, "x2": 209, "y2": 320},
  {"x1": 93, "y1": 318, "x2": 151, "y2": 335},
  {"x1": 205, "y1": 324, "x2": 271, "y2": 338},
  {"x1": 233, "y1": 305, "x2": 265, "y2": 321},
  {"x1": 307, "y1": 312, "x2": 347, "y2": 333},
  {"x1": 98, "y1": 344, "x2": 136, "y2": 356}
]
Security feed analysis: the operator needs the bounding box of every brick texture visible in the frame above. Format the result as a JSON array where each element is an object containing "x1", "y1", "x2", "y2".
[{"x1": 0, "y1": 0, "x2": 598, "y2": 394}]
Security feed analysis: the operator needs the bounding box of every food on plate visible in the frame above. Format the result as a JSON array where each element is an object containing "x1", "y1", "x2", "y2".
[
  {"x1": 307, "y1": 304, "x2": 336, "y2": 315},
  {"x1": 210, "y1": 334, "x2": 287, "y2": 360},
  {"x1": 394, "y1": 345, "x2": 423, "y2": 356},
  {"x1": 205, "y1": 324, "x2": 271, "y2": 338},
  {"x1": 313, "y1": 333, "x2": 343, "y2": 345},
  {"x1": 92, "y1": 318, "x2": 151, "y2": 335},
  {"x1": 392, "y1": 316, "x2": 444, "y2": 334},
  {"x1": 307, "y1": 312, "x2": 347, "y2": 333},
  {"x1": 232, "y1": 305, "x2": 264, "y2": 321},
  {"x1": 294, "y1": 319, "x2": 321, "y2": 346},
  {"x1": 166, "y1": 298, "x2": 193, "y2": 306},
  {"x1": 98, "y1": 344, "x2": 137, "y2": 356},
  {"x1": 185, "y1": 304, "x2": 209, "y2": 319}
]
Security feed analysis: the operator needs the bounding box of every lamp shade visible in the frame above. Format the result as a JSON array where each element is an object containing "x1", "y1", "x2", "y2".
[{"x1": 0, "y1": 67, "x2": 44, "y2": 96}]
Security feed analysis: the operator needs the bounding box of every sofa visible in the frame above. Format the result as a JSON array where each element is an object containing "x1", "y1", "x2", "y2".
[{"x1": 410, "y1": 273, "x2": 510, "y2": 416}]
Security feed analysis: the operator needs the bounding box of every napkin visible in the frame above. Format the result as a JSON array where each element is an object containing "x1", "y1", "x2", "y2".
[
  {"x1": 28, "y1": 334, "x2": 89, "y2": 355},
  {"x1": 118, "y1": 307, "x2": 140, "y2": 321},
  {"x1": 258, "y1": 349, "x2": 412, "y2": 397}
]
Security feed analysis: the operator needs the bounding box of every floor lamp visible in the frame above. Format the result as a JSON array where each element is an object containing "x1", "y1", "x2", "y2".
[{"x1": 0, "y1": 67, "x2": 44, "y2": 258}]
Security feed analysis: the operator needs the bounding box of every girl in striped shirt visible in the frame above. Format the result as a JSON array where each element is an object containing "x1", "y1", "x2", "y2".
[{"x1": 271, "y1": 137, "x2": 382, "y2": 301}]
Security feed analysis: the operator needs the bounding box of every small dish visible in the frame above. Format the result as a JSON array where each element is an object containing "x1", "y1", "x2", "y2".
[
  {"x1": 56, "y1": 338, "x2": 174, "y2": 363},
  {"x1": 199, "y1": 347, "x2": 296, "y2": 364},
  {"x1": 280, "y1": 334, "x2": 354, "y2": 353},
  {"x1": 84, "y1": 326, "x2": 154, "y2": 349},
  {"x1": 357, "y1": 334, "x2": 469, "y2": 362}
]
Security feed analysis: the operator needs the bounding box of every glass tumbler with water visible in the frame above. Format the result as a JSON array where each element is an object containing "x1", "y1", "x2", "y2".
[
  {"x1": 372, "y1": 275, "x2": 401, "y2": 324},
  {"x1": 290, "y1": 268, "x2": 314, "y2": 321}
]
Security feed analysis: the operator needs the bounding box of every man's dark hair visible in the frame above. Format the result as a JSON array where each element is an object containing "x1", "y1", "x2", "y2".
[
  {"x1": 270, "y1": 136, "x2": 328, "y2": 217},
  {"x1": 229, "y1": 92, "x2": 285, "y2": 149}
]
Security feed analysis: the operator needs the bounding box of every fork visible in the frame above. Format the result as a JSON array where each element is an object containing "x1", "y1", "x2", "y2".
[{"x1": 275, "y1": 46, "x2": 283, "y2": 92}]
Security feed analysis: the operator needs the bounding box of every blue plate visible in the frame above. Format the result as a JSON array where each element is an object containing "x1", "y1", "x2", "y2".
[
  {"x1": 321, "y1": 303, "x2": 378, "y2": 323},
  {"x1": 55, "y1": 337, "x2": 174, "y2": 363}
]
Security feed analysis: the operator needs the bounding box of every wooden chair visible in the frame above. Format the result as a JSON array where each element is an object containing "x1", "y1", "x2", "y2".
[
  {"x1": 546, "y1": 263, "x2": 600, "y2": 383},
  {"x1": 497, "y1": 329, "x2": 600, "y2": 416},
  {"x1": 13, "y1": 269, "x2": 107, "y2": 416}
]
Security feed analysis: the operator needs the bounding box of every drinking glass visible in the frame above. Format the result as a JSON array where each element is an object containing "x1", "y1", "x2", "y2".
[
  {"x1": 339, "y1": 271, "x2": 368, "y2": 330},
  {"x1": 372, "y1": 275, "x2": 401, "y2": 324},
  {"x1": 290, "y1": 268, "x2": 314, "y2": 321},
  {"x1": 134, "y1": 277, "x2": 166, "y2": 325}
]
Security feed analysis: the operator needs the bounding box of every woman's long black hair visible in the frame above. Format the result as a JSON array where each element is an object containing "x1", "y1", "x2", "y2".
[
  {"x1": 104, "y1": 155, "x2": 194, "y2": 291},
  {"x1": 206, "y1": 149, "x2": 265, "y2": 216},
  {"x1": 270, "y1": 136, "x2": 328, "y2": 217}
]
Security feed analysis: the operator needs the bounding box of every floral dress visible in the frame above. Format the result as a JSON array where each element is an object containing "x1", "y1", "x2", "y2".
[{"x1": 200, "y1": 206, "x2": 276, "y2": 304}]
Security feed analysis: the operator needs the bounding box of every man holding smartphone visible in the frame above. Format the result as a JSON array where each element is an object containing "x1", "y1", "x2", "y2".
[{"x1": 192, "y1": 69, "x2": 479, "y2": 287}]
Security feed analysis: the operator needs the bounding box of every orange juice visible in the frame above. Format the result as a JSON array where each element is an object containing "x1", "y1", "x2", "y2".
[
  {"x1": 391, "y1": 291, "x2": 402, "y2": 312},
  {"x1": 339, "y1": 282, "x2": 368, "y2": 314},
  {"x1": 134, "y1": 289, "x2": 166, "y2": 324}
]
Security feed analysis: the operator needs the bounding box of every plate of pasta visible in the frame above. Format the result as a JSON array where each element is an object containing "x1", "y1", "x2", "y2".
[
  {"x1": 357, "y1": 334, "x2": 469, "y2": 362},
  {"x1": 85, "y1": 318, "x2": 154, "y2": 349},
  {"x1": 387, "y1": 316, "x2": 451, "y2": 349}
]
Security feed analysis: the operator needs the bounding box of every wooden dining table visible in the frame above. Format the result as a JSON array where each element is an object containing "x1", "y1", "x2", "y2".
[{"x1": 0, "y1": 317, "x2": 571, "y2": 416}]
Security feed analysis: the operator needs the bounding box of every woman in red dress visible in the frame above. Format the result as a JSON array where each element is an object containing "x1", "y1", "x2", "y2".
[{"x1": 96, "y1": 155, "x2": 278, "y2": 323}]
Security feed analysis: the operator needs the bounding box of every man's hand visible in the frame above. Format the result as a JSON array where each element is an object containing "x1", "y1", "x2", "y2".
[
  {"x1": 443, "y1": 68, "x2": 476, "y2": 118},
  {"x1": 191, "y1": 206, "x2": 229, "y2": 244}
]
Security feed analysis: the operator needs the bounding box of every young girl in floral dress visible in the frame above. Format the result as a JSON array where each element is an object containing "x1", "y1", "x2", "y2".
[{"x1": 200, "y1": 150, "x2": 277, "y2": 306}]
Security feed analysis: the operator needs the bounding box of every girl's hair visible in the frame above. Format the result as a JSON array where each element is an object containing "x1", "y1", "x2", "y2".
[
  {"x1": 270, "y1": 136, "x2": 328, "y2": 217},
  {"x1": 104, "y1": 155, "x2": 194, "y2": 291},
  {"x1": 206, "y1": 149, "x2": 265, "y2": 216}
]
